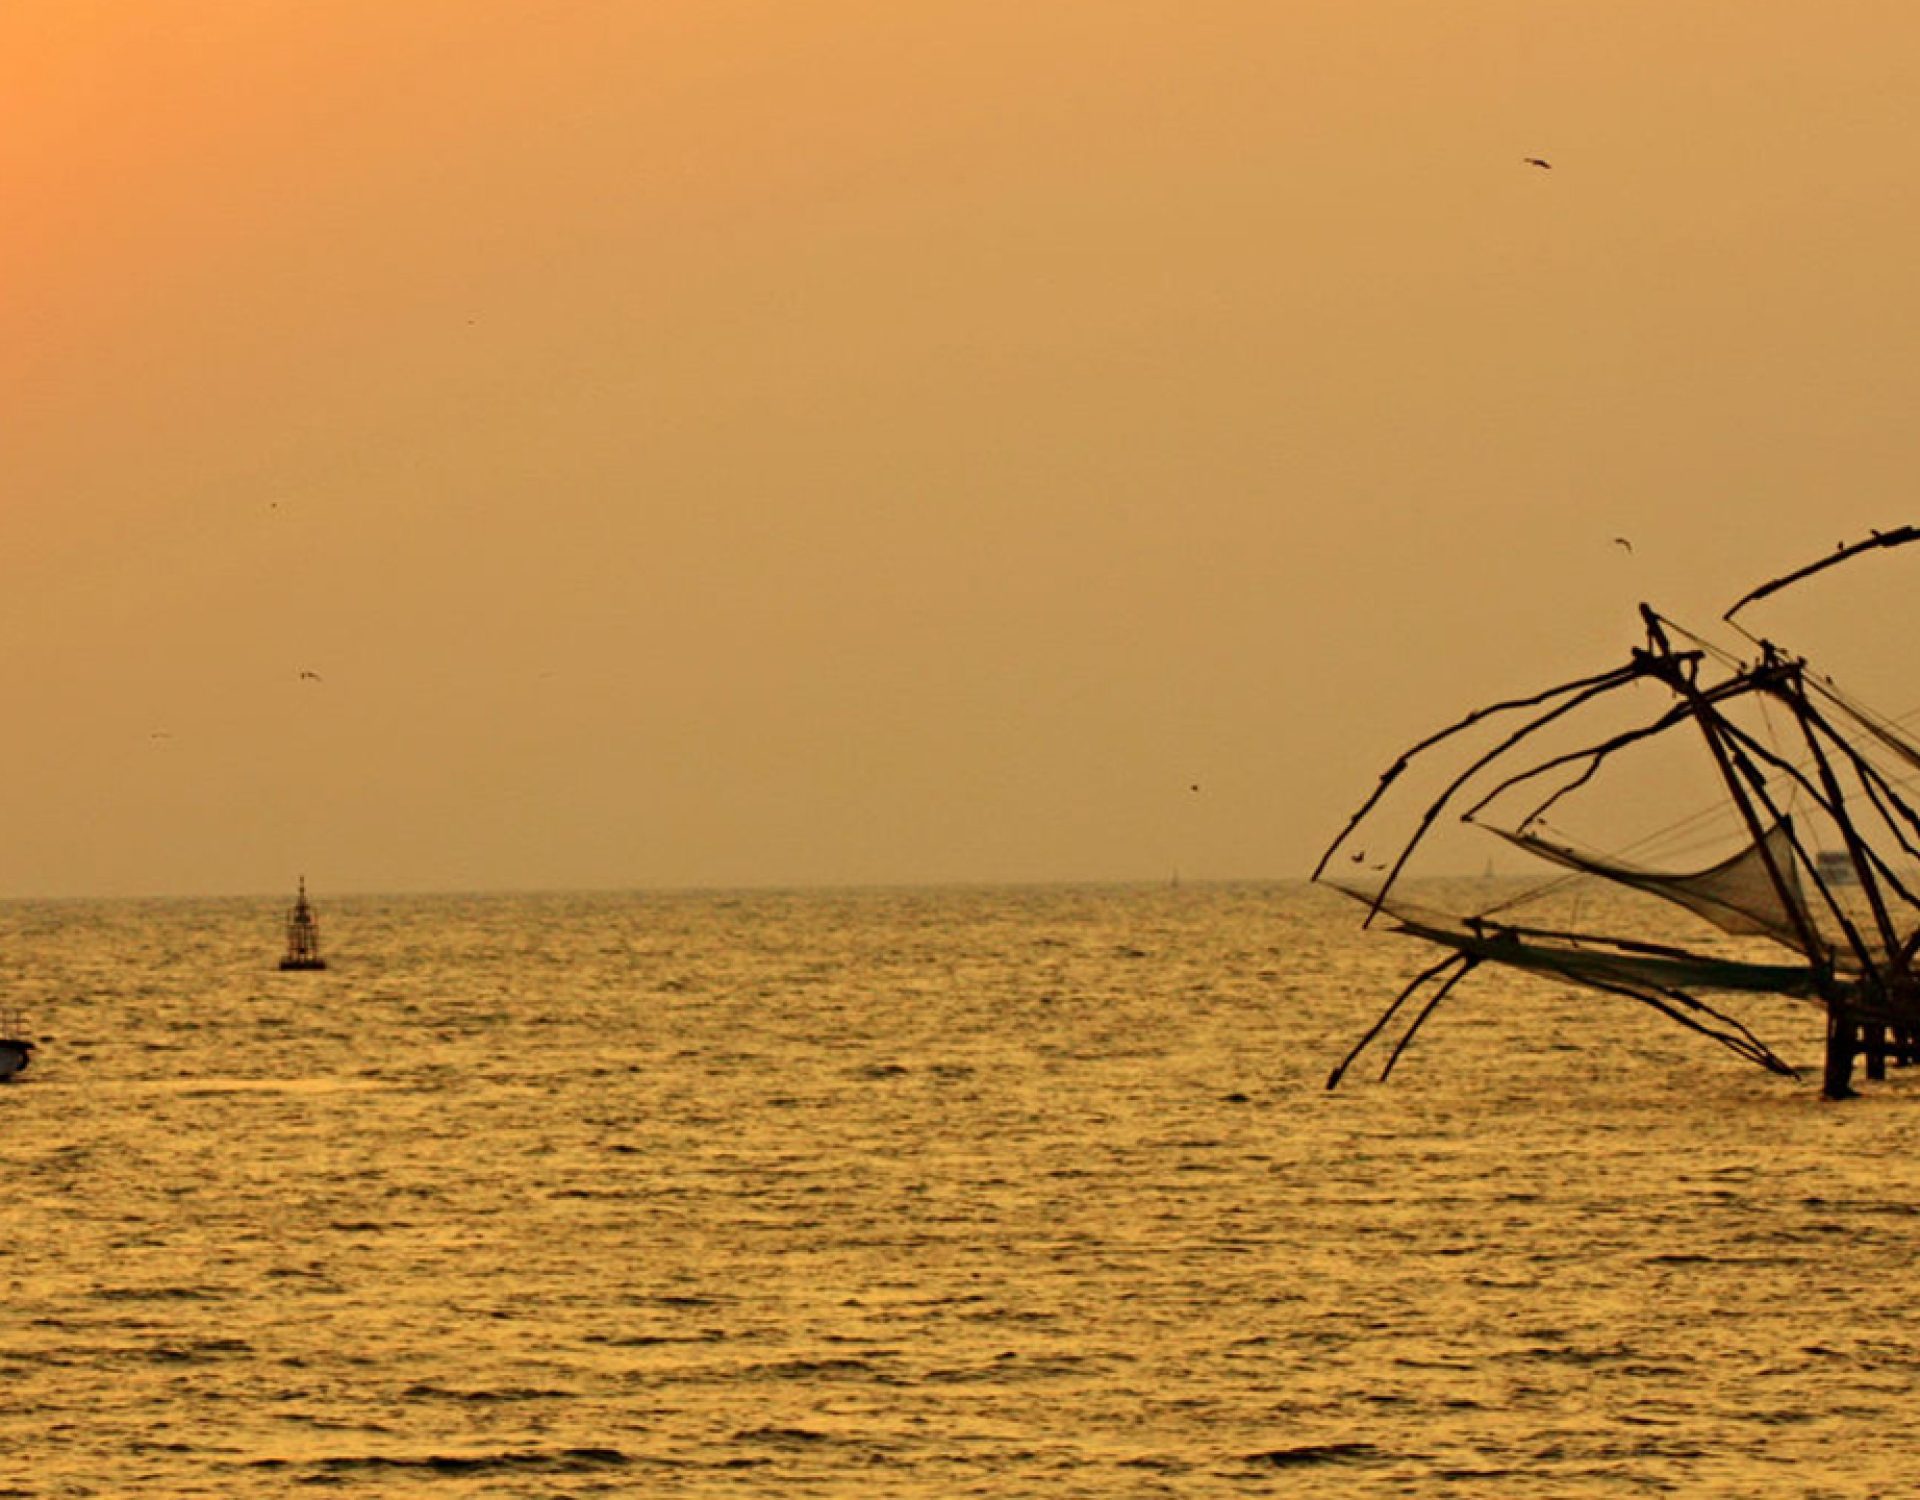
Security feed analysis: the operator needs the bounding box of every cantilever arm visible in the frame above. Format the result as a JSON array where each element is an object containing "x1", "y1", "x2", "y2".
[
  {"x1": 1459, "y1": 666, "x2": 1790, "y2": 828},
  {"x1": 1377, "y1": 957, "x2": 1480, "y2": 1081},
  {"x1": 1724, "y1": 525, "x2": 1920, "y2": 625},
  {"x1": 1355, "y1": 665, "x2": 1657, "y2": 925},
  {"x1": 1461, "y1": 700, "x2": 1697, "y2": 827},
  {"x1": 1326, "y1": 950, "x2": 1468, "y2": 1090},
  {"x1": 1311, "y1": 663, "x2": 1646, "y2": 884}
]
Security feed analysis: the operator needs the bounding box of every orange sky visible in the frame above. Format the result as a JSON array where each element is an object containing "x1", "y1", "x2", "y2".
[{"x1": 5, "y1": 2, "x2": 1920, "y2": 895}]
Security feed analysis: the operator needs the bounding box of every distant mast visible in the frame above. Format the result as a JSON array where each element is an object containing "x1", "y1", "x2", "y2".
[{"x1": 279, "y1": 877, "x2": 327, "y2": 971}]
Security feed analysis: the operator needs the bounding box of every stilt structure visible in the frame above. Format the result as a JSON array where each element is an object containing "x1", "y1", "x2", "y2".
[
  {"x1": 1317, "y1": 526, "x2": 1920, "y2": 1100},
  {"x1": 279, "y1": 876, "x2": 327, "y2": 972}
]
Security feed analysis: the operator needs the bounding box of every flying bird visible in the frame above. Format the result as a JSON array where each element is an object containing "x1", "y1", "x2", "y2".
[
  {"x1": 298, "y1": 670, "x2": 324, "y2": 682},
  {"x1": 1613, "y1": 537, "x2": 1633, "y2": 554},
  {"x1": 1523, "y1": 156, "x2": 1552, "y2": 170}
]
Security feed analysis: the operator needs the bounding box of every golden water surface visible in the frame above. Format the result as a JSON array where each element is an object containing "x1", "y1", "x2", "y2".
[{"x1": 5, "y1": 884, "x2": 1917, "y2": 1496}]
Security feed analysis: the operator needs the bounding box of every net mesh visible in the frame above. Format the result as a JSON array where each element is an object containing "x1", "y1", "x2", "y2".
[{"x1": 1491, "y1": 821, "x2": 1815, "y2": 953}]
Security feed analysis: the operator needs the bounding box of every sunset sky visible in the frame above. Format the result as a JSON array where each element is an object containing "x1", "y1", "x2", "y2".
[{"x1": 6, "y1": 3, "x2": 1920, "y2": 896}]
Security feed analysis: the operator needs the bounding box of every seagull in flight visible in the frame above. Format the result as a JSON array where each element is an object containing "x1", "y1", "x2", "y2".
[
  {"x1": 298, "y1": 670, "x2": 324, "y2": 683},
  {"x1": 1613, "y1": 537, "x2": 1633, "y2": 554},
  {"x1": 1523, "y1": 156, "x2": 1552, "y2": 170}
]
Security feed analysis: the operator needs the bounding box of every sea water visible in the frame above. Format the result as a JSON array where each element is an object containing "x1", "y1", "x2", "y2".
[{"x1": 4, "y1": 882, "x2": 1919, "y2": 1497}]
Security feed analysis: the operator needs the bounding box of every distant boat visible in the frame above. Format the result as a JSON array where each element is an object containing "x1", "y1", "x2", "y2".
[
  {"x1": 279, "y1": 877, "x2": 328, "y2": 971},
  {"x1": 0, "y1": 1040, "x2": 31, "y2": 1081},
  {"x1": 1815, "y1": 850, "x2": 1858, "y2": 887},
  {"x1": 0, "y1": 1038, "x2": 31, "y2": 1080},
  {"x1": 0, "y1": 1005, "x2": 33, "y2": 1081}
]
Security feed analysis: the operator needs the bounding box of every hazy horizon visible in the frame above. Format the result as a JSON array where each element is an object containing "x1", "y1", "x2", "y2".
[
  {"x1": 10, "y1": 3, "x2": 1920, "y2": 899},
  {"x1": 0, "y1": 872, "x2": 1319, "y2": 904}
]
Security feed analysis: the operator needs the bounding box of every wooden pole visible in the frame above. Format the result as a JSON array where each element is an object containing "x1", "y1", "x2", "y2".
[
  {"x1": 1825, "y1": 1008, "x2": 1859, "y2": 1099},
  {"x1": 1641, "y1": 610, "x2": 1855, "y2": 1098}
]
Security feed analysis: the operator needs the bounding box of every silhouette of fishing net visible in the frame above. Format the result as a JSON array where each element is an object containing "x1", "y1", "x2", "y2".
[
  {"x1": 1323, "y1": 877, "x2": 1811, "y2": 1087},
  {"x1": 1488, "y1": 820, "x2": 1815, "y2": 949}
]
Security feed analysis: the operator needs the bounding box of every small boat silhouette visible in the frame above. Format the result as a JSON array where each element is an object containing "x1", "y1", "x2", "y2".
[{"x1": 0, "y1": 1005, "x2": 33, "y2": 1081}]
